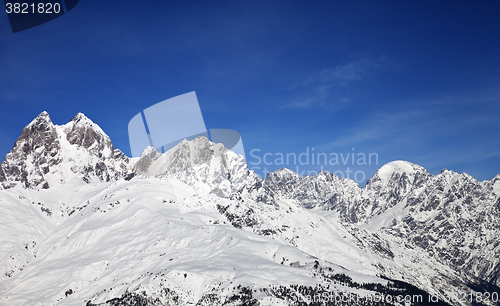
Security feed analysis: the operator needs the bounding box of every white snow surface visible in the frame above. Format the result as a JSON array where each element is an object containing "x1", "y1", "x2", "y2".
[
  {"x1": 2, "y1": 112, "x2": 499, "y2": 306},
  {"x1": 0, "y1": 178, "x2": 386, "y2": 305}
]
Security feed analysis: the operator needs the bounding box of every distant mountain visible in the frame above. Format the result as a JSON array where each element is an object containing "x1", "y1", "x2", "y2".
[
  {"x1": 1, "y1": 112, "x2": 499, "y2": 306},
  {"x1": 259, "y1": 160, "x2": 500, "y2": 292}
]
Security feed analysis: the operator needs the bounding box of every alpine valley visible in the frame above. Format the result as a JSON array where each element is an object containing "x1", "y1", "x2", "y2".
[{"x1": 1, "y1": 112, "x2": 500, "y2": 306}]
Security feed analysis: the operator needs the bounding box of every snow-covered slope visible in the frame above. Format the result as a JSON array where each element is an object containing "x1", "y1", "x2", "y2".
[
  {"x1": 260, "y1": 163, "x2": 500, "y2": 305},
  {"x1": 1, "y1": 111, "x2": 500, "y2": 306},
  {"x1": 1, "y1": 178, "x2": 424, "y2": 306}
]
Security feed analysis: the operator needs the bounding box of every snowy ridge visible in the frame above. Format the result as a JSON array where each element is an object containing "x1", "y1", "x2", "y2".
[
  {"x1": 1, "y1": 179, "x2": 419, "y2": 306},
  {"x1": 1, "y1": 112, "x2": 500, "y2": 305},
  {"x1": 0, "y1": 112, "x2": 131, "y2": 190}
]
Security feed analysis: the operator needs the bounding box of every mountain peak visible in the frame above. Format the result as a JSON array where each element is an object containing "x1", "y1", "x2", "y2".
[
  {"x1": 0, "y1": 112, "x2": 131, "y2": 190},
  {"x1": 376, "y1": 160, "x2": 425, "y2": 182},
  {"x1": 63, "y1": 112, "x2": 111, "y2": 153},
  {"x1": 70, "y1": 112, "x2": 87, "y2": 121},
  {"x1": 266, "y1": 167, "x2": 300, "y2": 179},
  {"x1": 363, "y1": 160, "x2": 429, "y2": 193},
  {"x1": 26, "y1": 111, "x2": 53, "y2": 129},
  {"x1": 67, "y1": 112, "x2": 105, "y2": 133},
  {"x1": 140, "y1": 146, "x2": 160, "y2": 157}
]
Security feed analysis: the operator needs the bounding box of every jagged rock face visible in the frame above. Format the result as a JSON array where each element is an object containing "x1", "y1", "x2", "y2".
[
  {"x1": 293, "y1": 172, "x2": 361, "y2": 210},
  {"x1": 378, "y1": 170, "x2": 500, "y2": 287},
  {"x1": 261, "y1": 160, "x2": 500, "y2": 289},
  {"x1": 0, "y1": 112, "x2": 130, "y2": 190},
  {"x1": 0, "y1": 111, "x2": 60, "y2": 189},
  {"x1": 0, "y1": 111, "x2": 259, "y2": 197},
  {"x1": 132, "y1": 146, "x2": 161, "y2": 174},
  {"x1": 133, "y1": 137, "x2": 262, "y2": 199},
  {"x1": 263, "y1": 169, "x2": 362, "y2": 210},
  {"x1": 340, "y1": 161, "x2": 432, "y2": 223},
  {"x1": 261, "y1": 161, "x2": 433, "y2": 218},
  {"x1": 263, "y1": 168, "x2": 301, "y2": 198},
  {"x1": 65, "y1": 113, "x2": 114, "y2": 158}
]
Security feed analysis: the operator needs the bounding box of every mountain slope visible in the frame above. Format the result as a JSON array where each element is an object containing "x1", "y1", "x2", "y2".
[
  {"x1": 2, "y1": 178, "x2": 434, "y2": 306},
  {"x1": 1, "y1": 112, "x2": 500, "y2": 306}
]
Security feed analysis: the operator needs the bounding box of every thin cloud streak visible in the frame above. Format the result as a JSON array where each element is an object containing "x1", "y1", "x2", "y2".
[
  {"x1": 284, "y1": 55, "x2": 392, "y2": 109},
  {"x1": 316, "y1": 109, "x2": 424, "y2": 150},
  {"x1": 315, "y1": 92, "x2": 500, "y2": 177}
]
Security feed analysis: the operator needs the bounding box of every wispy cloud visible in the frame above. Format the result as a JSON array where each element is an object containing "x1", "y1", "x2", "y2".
[
  {"x1": 316, "y1": 109, "x2": 425, "y2": 149},
  {"x1": 285, "y1": 55, "x2": 391, "y2": 109},
  {"x1": 315, "y1": 91, "x2": 500, "y2": 175}
]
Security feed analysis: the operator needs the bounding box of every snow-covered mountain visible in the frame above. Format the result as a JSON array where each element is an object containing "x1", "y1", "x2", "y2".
[
  {"x1": 259, "y1": 160, "x2": 500, "y2": 293},
  {"x1": 0, "y1": 112, "x2": 130, "y2": 190},
  {"x1": 1, "y1": 112, "x2": 499, "y2": 306}
]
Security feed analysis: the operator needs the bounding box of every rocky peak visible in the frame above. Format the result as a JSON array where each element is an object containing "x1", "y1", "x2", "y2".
[
  {"x1": 491, "y1": 174, "x2": 500, "y2": 196},
  {"x1": 366, "y1": 161, "x2": 428, "y2": 191},
  {"x1": 0, "y1": 112, "x2": 130, "y2": 190},
  {"x1": 493, "y1": 174, "x2": 500, "y2": 183},
  {"x1": 25, "y1": 110, "x2": 51, "y2": 126},
  {"x1": 263, "y1": 168, "x2": 301, "y2": 198},
  {"x1": 0, "y1": 112, "x2": 60, "y2": 189},
  {"x1": 130, "y1": 136, "x2": 266, "y2": 200},
  {"x1": 133, "y1": 146, "x2": 161, "y2": 174},
  {"x1": 135, "y1": 137, "x2": 229, "y2": 177},
  {"x1": 64, "y1": 112, "x2": 114, "y2": 158},
  {"x1": 16, "y1": 111, "x2": 58, "y2": 154}
]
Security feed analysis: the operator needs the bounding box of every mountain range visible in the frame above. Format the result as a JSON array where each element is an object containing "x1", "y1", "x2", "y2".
[{"x1": 1, "y1": 112, "x2": 500, "y2": 306}]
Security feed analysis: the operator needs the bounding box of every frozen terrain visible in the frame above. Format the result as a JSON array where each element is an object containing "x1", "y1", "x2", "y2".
[{"x1": 1, "y1": 112, "x2": 500, "y2": 305}]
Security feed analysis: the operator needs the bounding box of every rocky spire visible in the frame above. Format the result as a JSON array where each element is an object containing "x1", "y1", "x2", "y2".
[{"x1": 0, "y1": 111, "x2": 59, "y2": 189}]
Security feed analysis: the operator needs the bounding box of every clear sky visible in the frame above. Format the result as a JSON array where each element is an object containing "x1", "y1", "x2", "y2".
[{"x1": 1, "y1": 1, "x2": 499, "y2": 185}]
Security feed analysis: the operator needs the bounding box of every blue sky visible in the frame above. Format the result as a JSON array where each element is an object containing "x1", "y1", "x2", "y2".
[{"x1": 1, "y1": 1, "x2": 499, "y2": 185}]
